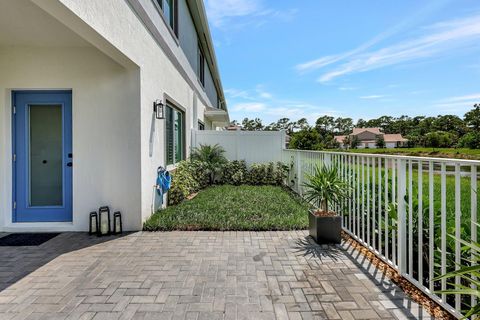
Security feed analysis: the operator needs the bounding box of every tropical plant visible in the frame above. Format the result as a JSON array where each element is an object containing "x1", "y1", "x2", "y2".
[
  {"x1": 302, "y1": 165, "x2": 350, "y2": 213},
  {"x1": 190, "y1": 144, "x2": 227, "y2": 184},
  {"x1": 433, "y1": 225, "x2": 480, "y2": 319}
]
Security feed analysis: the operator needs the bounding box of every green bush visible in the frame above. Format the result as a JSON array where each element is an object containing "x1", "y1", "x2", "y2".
[
  {"x1": 248, "y1": 162, "x2": 288, "y2": 186},
  {"x1": 222, "y1": 160, "x2": 248, "y2": 185},
  {"x1": 168, "y1": 161, "x2": 199, "y2": 205},
  {"x1": 458, "y1": 131, "x2": 480, "y2": 149},
  {"x1": 188, "y1": 160, "x2": 210, "y2": 189},
  {"x1": 424, "y1": 131, "x2": 457, "y2": 148},
  {"x1": 168, "y1": 154, "x2": 289, "y2": 205}
]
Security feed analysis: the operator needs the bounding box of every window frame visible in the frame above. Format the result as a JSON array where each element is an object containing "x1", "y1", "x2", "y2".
[
  {"x1": 198, "y1": 46, "x2": 205, "y2": 87},
  {"x1": 154, "y1": 0, "x2": 178, "y2": 37},
  {"x1": 198, "y1": 120, "x2": 205, "y2": 131},
  {"x1": 165, "y1": 101, "x2": 185, "y2": 166}
]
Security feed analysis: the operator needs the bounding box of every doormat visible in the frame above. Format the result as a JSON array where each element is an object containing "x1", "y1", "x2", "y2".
[{"x1": 0, "y1": 233, "x2": 60, "y2": 246}]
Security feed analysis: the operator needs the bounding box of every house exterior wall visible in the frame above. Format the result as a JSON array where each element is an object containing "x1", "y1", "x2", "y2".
[
  {"x1": 44, "y1": 0, "x2": 210, "y2": 225},
  {"x1": 0, "y1": 46, "x2": 142, "y2": 231},
  {"x1": 178, "y1": 0, "x2": 199, "y2": 82},
  {"x1": 0, "y1": 0, "x2": 226, "y2": 231},
  {"x1": 205, "y1": 64, "x2": 219, "y2": 109}
]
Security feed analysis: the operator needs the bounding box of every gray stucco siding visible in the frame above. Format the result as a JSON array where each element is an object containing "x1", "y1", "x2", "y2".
[
  {"x1": 178, "y1": 0, "x2": 198, "y2": 77},
  {"x1": 205, "y1": 63, "x2": 218, "y2": 108}
]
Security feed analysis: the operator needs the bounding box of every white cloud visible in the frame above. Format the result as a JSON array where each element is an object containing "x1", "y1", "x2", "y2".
[
  {"x1": 442, "y1": 93, "x2": 480, "y2": 102},
  {"x1": 314, "y1": 13, "x2": 480, "y2": 82},
  {"x1": 296, "y1": 0, "x2": 452, "y2": 74},
  {"x1": 429, "y1": 93, "x2": 480, "y2": 113},
  {"x1": 338, "y1": 86, "x2": 357, "y2": 91},
  {"x1": 204, "y1": 0, "x2": 260, "y2": 27},
  {"x1": 204, "y1": 0, "x2": 297, "y2": 29},
  {"x1": 224, "y1": 88, "x2": 252, "y2": 99},
  {"x1": 359, "y1": 95, "x2": 385, "y2": 100},
  {"x1": 232, "y1": 102, "x2": 266, "y2": 112},
  {"x1": 255, "y1": 85, "x2": 273, "y2": 99}
]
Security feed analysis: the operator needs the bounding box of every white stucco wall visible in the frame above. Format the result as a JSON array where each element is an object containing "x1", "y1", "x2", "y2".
[
  {"x1": 0, "y1": 46, "x2": 141, "y2": 231},
  {"x1": 37, "y1": 0, "x2": 216, "y2": 224},
  {"x1": 0, "y1": 0, "x2": 223, "y2": 231}
]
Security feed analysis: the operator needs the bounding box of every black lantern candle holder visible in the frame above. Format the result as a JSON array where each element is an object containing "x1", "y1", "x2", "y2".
[
  {"x1": 113, "y1": 211, "x2": 122, "y2": 235},
  {"x1": 98, "y1": 206, "x2": 111, "y2": 236},
  {"x1": 89, "y1": 212, "x2": 98, "y2": 235}
]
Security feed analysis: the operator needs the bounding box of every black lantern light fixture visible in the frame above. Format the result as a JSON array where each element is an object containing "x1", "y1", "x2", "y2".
[
  {"x1": 98, "y1": 206, "x2": 111, "y2": 236},
  {"x1": 153, "y1": 99, "x2": 165, "y2": 119}
]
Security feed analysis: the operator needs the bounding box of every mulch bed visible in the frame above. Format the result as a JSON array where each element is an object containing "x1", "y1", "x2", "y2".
[{"x1": 341, "y1": 232, "x2": 455, "y2": 320}]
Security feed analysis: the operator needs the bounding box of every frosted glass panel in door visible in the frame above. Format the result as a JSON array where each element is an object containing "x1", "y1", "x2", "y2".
[{"x1": 29, "y1": 105, "x2": 63, "y2": 206}]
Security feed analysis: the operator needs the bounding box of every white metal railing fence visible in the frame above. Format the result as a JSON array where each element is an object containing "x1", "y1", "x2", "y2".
[{"x1": 283, "y1": 149, "x2": 479, "y2": 318}]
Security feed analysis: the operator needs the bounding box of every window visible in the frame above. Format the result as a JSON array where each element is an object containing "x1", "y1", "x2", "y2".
[
  {"x1": 198, "y1": 120, "x2": 205, "y2": 130},
  {"x1": 156, "y1": 0, "x2": 178, "y2": 36},
  {"x1": 198, "y1": 46, "x2": 205, "y2": 86},
  {"x1": 165, "y1": 103, "x2": 184, "y2": 165}
]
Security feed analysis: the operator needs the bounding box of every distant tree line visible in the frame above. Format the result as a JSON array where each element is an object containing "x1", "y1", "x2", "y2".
[{"x1": 230, "y1": 104, "x2": 480, "y2": 150}]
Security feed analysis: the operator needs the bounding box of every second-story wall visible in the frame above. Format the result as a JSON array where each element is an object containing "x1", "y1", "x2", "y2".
[{"x1": 177, "y1": 0, "x2": 219, "y2": 109}]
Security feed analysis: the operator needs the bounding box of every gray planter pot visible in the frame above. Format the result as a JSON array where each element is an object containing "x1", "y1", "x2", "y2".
[{"x1": 308, "y1": 210, "x2": 342, "y2": 244}]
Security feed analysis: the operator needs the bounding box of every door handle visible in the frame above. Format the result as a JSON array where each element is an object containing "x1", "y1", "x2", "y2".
[{"x1": 67, "y1": 162, "x2": 72, "y2": 167}]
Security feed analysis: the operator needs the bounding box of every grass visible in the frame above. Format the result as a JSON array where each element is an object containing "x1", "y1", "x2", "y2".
[
  {"x1": 143, "y1": 185, "x2": 310, "y2": 231},
  {"x1": 342, "y1": 148, "x2": 480, "y2": 160}
]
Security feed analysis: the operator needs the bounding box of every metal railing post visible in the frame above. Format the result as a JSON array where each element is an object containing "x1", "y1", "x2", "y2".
[{"x1": 397, "y1": 159, "x2": 407, "y2": 275}]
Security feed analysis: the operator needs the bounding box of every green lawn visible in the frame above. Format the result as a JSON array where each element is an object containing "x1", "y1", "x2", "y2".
[
  {"x1": 342, "y1": 148, "x2": 480, "y2": 160},
  {"x1": 144, "y1": 185, "x2": 310, "y2": 231}
]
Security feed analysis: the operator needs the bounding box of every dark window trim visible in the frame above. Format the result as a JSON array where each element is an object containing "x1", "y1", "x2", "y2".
[
  {"x1": 198, "y1": 46, "x2": 205, "y2": 87},
  {"x1": 153, "y1": 0, "x2": 179, "y2": 38},
  {"x1": 198, "y1": 120, "x2": 205, "y2": 130},
  {"x1": 164, "y1": 98, "x2": 186, "y2": 166}
]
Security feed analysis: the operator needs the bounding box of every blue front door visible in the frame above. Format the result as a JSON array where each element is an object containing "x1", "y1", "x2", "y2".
[{"x1": 13, "y1": 91, "x2": 73, "y2": 222}]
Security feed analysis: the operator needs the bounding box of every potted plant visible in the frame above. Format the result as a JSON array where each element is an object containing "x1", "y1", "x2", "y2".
[{"x1": 303, "y1": 164, "x2": 350, "y2": 244}]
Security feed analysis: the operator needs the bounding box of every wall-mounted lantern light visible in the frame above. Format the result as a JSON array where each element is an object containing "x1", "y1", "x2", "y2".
[{"x1": 154, "y1": 100, "x2": 165, "y2": 119}]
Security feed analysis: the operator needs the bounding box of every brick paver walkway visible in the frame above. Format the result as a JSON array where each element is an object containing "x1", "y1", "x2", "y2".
[{"x1": 0, "y1": 231, "x2": 433, "y2": 319}]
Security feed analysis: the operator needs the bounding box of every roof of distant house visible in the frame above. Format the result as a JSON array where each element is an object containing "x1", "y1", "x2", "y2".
[
  {"x1": 384, "y1": 134, "x2": 408, "y2": 142},
  {"x1": 352, "y1": 127, "x2": 382, "y2": 135}
]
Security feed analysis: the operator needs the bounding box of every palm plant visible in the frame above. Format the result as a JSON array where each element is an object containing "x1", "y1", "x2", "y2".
[
  {"x1": 433, "y1": 224, "x2": 480, "y2": 319},
  {"x1": 303, "y1": 164, "x2": 350, "y2": 214},
  {"x1": 190, "y1": 144, "x2": 227, "y2": 184}
]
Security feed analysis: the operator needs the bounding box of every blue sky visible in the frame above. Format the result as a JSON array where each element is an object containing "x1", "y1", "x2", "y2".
[{"x1": 204, "y1": 0, "x2": 480, "y2": 125}]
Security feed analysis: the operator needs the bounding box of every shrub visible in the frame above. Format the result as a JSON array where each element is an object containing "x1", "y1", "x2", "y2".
[
  {"x1": 222, "y1": 160, "x2": 248, "y2": 185},
  {"x1": 424, "y1": 131, "x2": 457, "y2": 148},
  {"x1": 248, "y1": 162, "x2": 288, "y2": 186},
  {"x1": 168, "y1": 161, "x2": 200, "y2": 205},
  {"x1": 190, "y1": 144, "x2": 227, "y2": 184},
  {"x1": 458, "y1": 131, "x2": 480, "y2": 149},
  {"x1": 188, "y1": 160, "x2": 210, "y2": 189}
]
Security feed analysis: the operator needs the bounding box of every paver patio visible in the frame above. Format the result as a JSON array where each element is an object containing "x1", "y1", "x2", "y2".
[{"x1": 0, "y1": 231, "x2": 433, "y2": 320}]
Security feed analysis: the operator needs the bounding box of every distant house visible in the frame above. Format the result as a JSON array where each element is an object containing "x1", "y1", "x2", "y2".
[{"x1": 335, "y1": 128, "x2": 407, "y2": 149}]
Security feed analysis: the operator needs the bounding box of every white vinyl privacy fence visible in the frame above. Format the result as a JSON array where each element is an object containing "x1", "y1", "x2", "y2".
[
  {"x1": 191, "y1": 130, "x2": 286, "y2": 165},
  {"x1": 283, "y1": 149, "x2": 479, "y2": 318}
]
